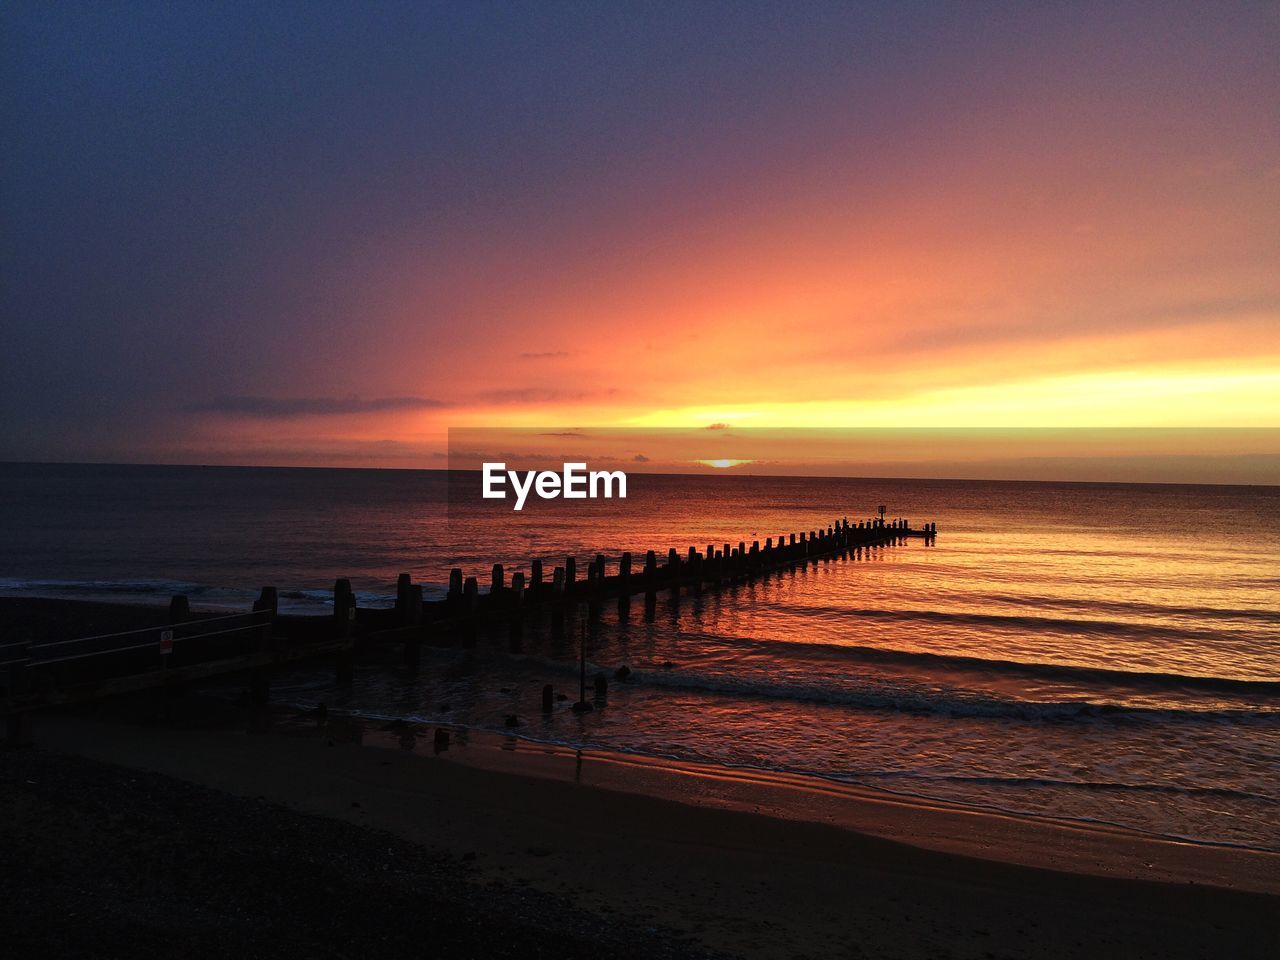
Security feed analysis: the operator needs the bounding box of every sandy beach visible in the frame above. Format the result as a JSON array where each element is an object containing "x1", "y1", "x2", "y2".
[{"x1": 6, "y1": 693, "x2": 1277, "y2": 960}]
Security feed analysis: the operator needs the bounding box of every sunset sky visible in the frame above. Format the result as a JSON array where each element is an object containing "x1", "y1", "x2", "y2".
[{"x1": 3, "y1": 2, "x2": 1278, "y2": 473}]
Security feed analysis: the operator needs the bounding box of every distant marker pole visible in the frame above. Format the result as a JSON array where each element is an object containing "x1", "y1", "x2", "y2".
[{"x1": 573, "y1": 618, "x2": 593, "y2": 713}]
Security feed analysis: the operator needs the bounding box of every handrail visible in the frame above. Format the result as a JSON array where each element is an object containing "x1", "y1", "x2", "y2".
[
  {"x1": 28, "y1": 609, "x2": 268, "y2": 650},
  {"x1": 0, "y1": 608, "x2": 272, "y2": 673}
]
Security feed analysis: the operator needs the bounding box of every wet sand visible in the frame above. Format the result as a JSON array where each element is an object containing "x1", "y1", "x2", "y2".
[{"x1": 18, "y1": 699, "x2": 1280, "y2": 960}]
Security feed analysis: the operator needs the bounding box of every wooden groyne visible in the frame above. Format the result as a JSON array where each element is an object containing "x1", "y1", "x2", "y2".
[{"x1": 1, "y1": 515, "x2": 935, "y2": 741}]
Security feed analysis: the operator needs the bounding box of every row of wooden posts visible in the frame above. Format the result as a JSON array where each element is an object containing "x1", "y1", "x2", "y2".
[
  {"x1": 390, "y1": 515, "x2": 934, "y2": 627},
  {"x1": 1, "y1": 515, "x2": 935, "y2": 736}
]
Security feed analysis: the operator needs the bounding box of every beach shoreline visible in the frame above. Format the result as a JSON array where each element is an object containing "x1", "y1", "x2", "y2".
[{"x1": 12, "y1": 694, "x2": 1279, "y2": 959}]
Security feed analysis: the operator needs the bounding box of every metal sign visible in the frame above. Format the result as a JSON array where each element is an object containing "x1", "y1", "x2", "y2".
[{"x1": 159, "y1": 629, "x2": 174, "y2": 655}]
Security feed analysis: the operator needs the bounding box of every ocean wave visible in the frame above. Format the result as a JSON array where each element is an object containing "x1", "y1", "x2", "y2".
[
  {"x1": 514, "y1": 654, "x2": 1280, "y2": 723},
  {"x1": 778, "y1": 602, "x2": 1246, "y2": 644},
  {"x1": 969, "y1": 592, "x2": 1280, "y2": 625},
  {"x1": 686, "y1": 632, "x2": 1280, "y2": 695},
  {"x1": 854, "y1": 770, "x2": 1280, "y2": 805}
]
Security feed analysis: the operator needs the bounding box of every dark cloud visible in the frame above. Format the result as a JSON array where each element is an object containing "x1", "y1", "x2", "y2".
[
  {"x1": 193, "y1": 395, "x2": 449, "y2": 418},
  {"x1": 477, "y1": 387, "x2": 620, "y2": 405},
  {"x1": 518, "y1": 351, "x2": 570, "y2": 360},
  {"x1": 633, "y1": 453, "x2": 651, "y2": 462},
  {"x1": 706, "y1": 422, "x2": 730, "y2": 430}
]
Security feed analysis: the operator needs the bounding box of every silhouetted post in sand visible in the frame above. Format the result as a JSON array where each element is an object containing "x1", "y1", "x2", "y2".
[
  {"x1": 250, "y1": 586, "x2": 277, "y2": 704},
  {"x1": 542, "y1": 684, "x2": 554, "y2": 713},
  {"x1": 462, "y1": 576, "x2": 478, "y2": 612},
  {"x1": 409, "y1": 584, "x2": 423, "y2": 625},
  {"x1": 334, "y1": 578, "x2": 357, "y2": 681},
  {"x1": 565, "y1": 556, "x2": 576, "y2": 593},
  {"x1": 618, "y1": 553, "x2": 632, "y2": 617},
  {"x1": 333, "y1": 579, "x2": 354, "y2": 634},
  {"x1": 395, "y1": 573, "x2": 414, "y2": 625},
  {"x1": 403, "y1": 584, "x2": 424, "y2": 669},
  {"x1": 491, "y1": 564, "x2": 504, "y2": 594},
  {"x1": 594, "y1": 672, "x2": 608, "y2": 702},
  {"x1": 551, "y1": 569, "x2": 565, "y2": 639},
  {"x1": 531, "y1": 558, "x2": 543, "y2": 589},
  {"x1": 508, "y1": 574, "x2": 526, "y2": 651},
  {"x1": 168, "y1": 595, "x2": 190, "y2": 623}
]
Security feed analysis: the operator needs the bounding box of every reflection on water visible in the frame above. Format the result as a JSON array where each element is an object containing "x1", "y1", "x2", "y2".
[{"x1": 4, "y1": 465, "x2": 1279, "y2": 849}]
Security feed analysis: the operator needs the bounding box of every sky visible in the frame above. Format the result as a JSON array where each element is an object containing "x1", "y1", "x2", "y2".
[{"x1": 3, "y1": 1, "x2": 1278, "y2": 475}]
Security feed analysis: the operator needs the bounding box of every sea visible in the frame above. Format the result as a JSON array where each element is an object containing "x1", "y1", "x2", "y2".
[{"x1": 2, "y1": 462, "x2": 1278, "y2": 851}]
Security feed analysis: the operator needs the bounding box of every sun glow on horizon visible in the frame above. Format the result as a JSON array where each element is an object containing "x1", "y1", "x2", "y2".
[{"x1": 624, "y1": 366, "x2": 1280, "y2": 431}]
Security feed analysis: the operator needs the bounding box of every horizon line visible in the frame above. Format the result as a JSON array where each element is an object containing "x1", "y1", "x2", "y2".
[{"x1": 3, "y1": 459, "x2": 1277, "y2": 490}]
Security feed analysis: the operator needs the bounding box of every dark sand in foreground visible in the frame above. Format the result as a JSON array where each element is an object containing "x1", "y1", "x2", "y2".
[{"x1": 9, "y1": 697, "x2": 1278, "y2": 960}]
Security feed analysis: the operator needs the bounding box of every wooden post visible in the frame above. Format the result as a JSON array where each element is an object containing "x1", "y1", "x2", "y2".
[
  {"x1": 508, "y1": 572, "x2": 526, "y2": 652},
  {"x1": 404, "y1": 584, "x2": 424, "y2": 667},
  {"x1": 463, "y1": 576, "x2": 478, "y2": 612},
  {"x1": 565, "y1": 556, "x2": 576, "y2": 593},
  {"x1": 333, "y1": 578, "x2": 355, "y2": 635},
  {"x1": 491, "y1": 563, "x2": 504, "y2": 594},
  {"x1": 250, "y1": 587, "x2": 277, "y2": 704},
  {"x1": 395, "y1": 573, "x2": 412, "y2": 623},
  {"x1": 168, "y1": 594, "x2": 190, "y2": 623},
  {"x1": 407, "y1": 583, "x2": 423, "y2": 626},
  {"x1": 572, "y1": 619, "x2": 593, "y2": 714},
  {"x1": 542, "y1": 684, "x2": 554, "y2": 713},
  {"x1": 619, "y1": 551, "x2": 632, "y2": 586},
  {"x1": 334, "y1": 578, "x2": 356, "y2": 682},
  {"x1": 551, "y1": 577, "x2": 565, "y2": 639}
]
